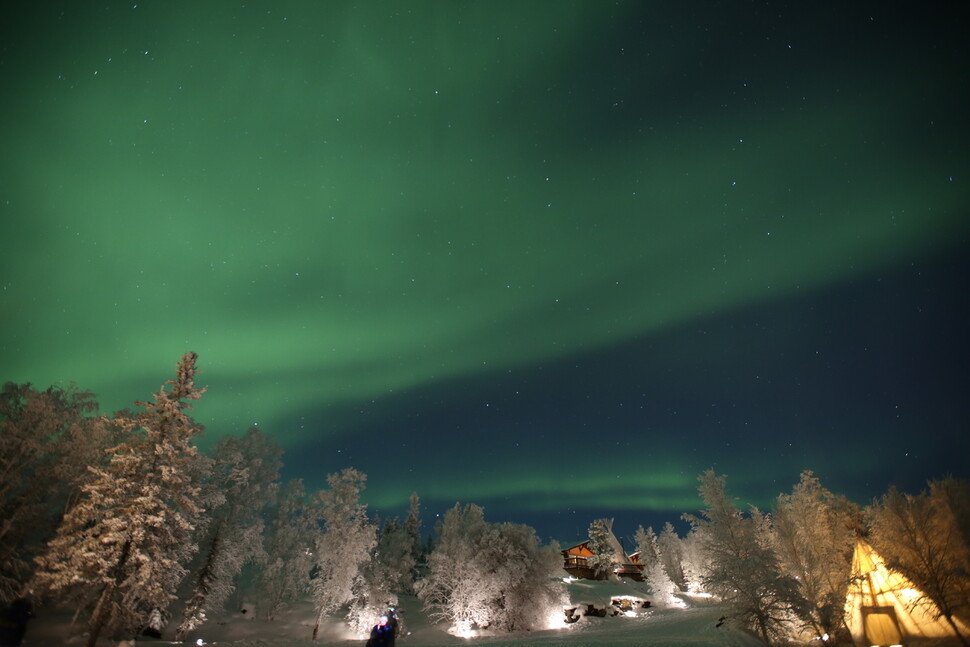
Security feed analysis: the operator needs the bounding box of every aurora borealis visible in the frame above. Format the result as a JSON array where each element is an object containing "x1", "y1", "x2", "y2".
[{"x1": 2, "y1": 2, "x2": 968, "y2": 542}]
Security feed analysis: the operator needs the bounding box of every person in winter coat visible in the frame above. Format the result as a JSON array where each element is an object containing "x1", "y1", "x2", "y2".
[
  {"x1": 365, "y1": 609, "x2": 398, "y2": 647},
  {"x1": 365, "y1": 615, "x2": 392, "y2": 647}
]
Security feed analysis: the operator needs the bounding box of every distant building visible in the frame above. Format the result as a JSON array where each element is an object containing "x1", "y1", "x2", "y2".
[{"x1": 561, "y1": 520, "x2": 642, "y2": 581}]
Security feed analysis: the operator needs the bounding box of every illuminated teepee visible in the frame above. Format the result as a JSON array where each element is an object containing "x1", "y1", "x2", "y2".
[{"x1": 845, "y1": 539, "x2": 969, "y2": 646}]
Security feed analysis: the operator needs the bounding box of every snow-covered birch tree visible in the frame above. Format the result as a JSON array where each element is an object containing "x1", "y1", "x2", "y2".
[
  {"x1": 415, "y1": 503, "x2": 564, "y2": 636},
  {"x1": 772, "y1": 470, "x2": 859, "y2": 641},
  {"x1": 31, "y1": 352, "x2": 207, "y2": 647},
  {"x1": 310, "y1": 468, "x2": 377, "y2": 640},
  {"x1": 686, "y1": 469, "x2": 806, "y2": 645},
  {"x1": 176, "y1": 427, "x2": 282, "y2": 639}
]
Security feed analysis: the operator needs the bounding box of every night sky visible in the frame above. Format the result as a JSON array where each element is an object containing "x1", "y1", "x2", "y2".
[{"x1": 2, "y1": 2, "x2": 968, "y2": 543}]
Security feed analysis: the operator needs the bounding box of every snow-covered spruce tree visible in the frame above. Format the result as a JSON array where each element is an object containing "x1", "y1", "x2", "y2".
[
  {"x1": 634, "y1": 525, "x2": 678, "y2": 606},
  {"x1": 679, "y1": 527, "x2": 710, "y2": 594},
  {"x1": 657, "y1": 521, "x2": 686, "y2": 590},
  {"x1": 176, "y1": 427, "x2": 282, "y2": 639},
  {"x1": 633, "y1": 525, "x2": 659, "y2": 567},
  {"x1": 256, "y1": 478, "x2": 320, "y2": 621},
  {"x1": 377, "y1": 517, "x2": 417, "y2": 595},
  {"x1": 310, "y1": 468, "x2": 377, "y2": 640},
  {"x1": 415, "y1": 503, "x2": 564, "y2": 636},
  {"x1": 587, "y1": 518, "x2": 619, "y2": 579},
  {"x1": 0, "y1": 382, "x2": 108, "y2": 603},
  {"x1": 772, "y1": 470, "x2": 860, "y2": 642},
  {"x1": 867, "y1": 480, "x2": 970, "y2": 647},
  {"x1": 32, "y1": 352, "x2": 207, "y2": 647},
  {"x1": 686, "y1": 470, "x2": 807, "y2": 646}
]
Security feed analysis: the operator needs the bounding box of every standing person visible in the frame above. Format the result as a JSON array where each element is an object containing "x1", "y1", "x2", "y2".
[
  {"x1": 385, "y1": 608, "x2": 398, "y2": 647},
  {"x1": 365, "y1": 615, "x2": 392, "y2": 647}
]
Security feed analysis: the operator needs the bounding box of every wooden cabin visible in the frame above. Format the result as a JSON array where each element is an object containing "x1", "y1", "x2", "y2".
[
  {"x1": 562, "y1": 539, "x2": 643, "y2": 581},
  {"x1": 562, "y1": 540, "x2": 599, "y2": 580}
]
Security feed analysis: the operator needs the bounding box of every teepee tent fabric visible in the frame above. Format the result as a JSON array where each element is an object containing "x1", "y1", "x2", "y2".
[{"x1": 845, "y1": 539, "x2": 969, "y2": 646}]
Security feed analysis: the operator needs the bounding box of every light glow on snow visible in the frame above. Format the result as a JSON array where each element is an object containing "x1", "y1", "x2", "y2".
[
  {"x1": 543, "y1": 609, "x2": 569, "y2": 630},
  {"x1": 449, "y1": 621, "x2": 477, "y2": 639}
]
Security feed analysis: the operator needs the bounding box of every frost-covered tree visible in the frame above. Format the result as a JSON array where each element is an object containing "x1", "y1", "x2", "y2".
[
  {"x1": 686, "y1": 470, "x2": 806, "y2": 645},
  {"x1": 773, "y1": 471, "x2": 859, "y2": 641},
  {"x1": 680, "y1": 527, "x2": 709, "y2": 594},
  {"x1": 310, "y1": 468, "x2": 377, "y2": 640},
  {"x1": 176, "y1": 427, "x2": 282, "y2": 639},
  {"x1": 634, "y1": 525, "x2": 678, "y2": 606},
  {"x1": 348, "y1": 494, "x2": 422, "y2": 630},
  {"x1": 587, "y1": 518, "x2": 619, "y2": 578},
  {"x1": 867, "y1": 480, "x2": 970, "y2": 646},
  {"x1": 416, "y1": 504, "x2": 493, "y2": 635},
  {"x1": 0, "y1": 382, "x2": 109, "y2": 602},
  {"x1": 32, "y1": 352, "x2": 207, "y2": 647},
  {"x1": 633, "y1": 525, "x2": 659, "y2": 567},
  {"x1": 256, "y1": 479, "x2": 320, "y2": 621},
  {"x1": 415, "y1": 503, "x2": 564, "y2": 636},
  {"x1": 657, "y1": 521, "x2": 686, "y2": 590},
  {"x1": 346, "y1": 517, "x2": 405, "y2": 637}
]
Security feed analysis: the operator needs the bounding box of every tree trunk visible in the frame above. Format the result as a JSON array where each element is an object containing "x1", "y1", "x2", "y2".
[
  {"x1": 312, "y1": 606, "x2": 326, "y2": 640},
  {"x1": 86, "y1": 538, "x2": 131, "y2": 647},
  {"x1": 755, "y1": 612, "x2": 772, "y2": 646},
  {"x1": 176, "y1": 528, "x2": 222, "y2": 640},
  {"x1": 85, "y1": 582, "x2": 115, "y2": 647},
  {"x1": 942, "y1": 612, "x2": 970, "y2": 647}
]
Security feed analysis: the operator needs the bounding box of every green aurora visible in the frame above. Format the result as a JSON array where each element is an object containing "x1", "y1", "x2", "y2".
[{"x1": 2, "y1": 2, "x2": 968, "y2": 539}]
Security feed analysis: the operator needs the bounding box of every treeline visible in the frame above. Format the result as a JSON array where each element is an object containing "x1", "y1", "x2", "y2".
[
  {"x1": 3, "y1": 353, "x2": 969, "y2": 646},
  {"x1": 1, "y1": 354, "x2": 421, "y2": 645},
  {"x1": 1, "y1": 353, "x2": 566, "y2": 646},
  {"x1": 613, "y1": 470, "x2": 970, "y2": 646}
]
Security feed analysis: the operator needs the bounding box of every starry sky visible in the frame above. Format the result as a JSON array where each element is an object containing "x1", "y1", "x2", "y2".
[{"x1": 2, "y1": 2, "x2": 968, "y2": 543}]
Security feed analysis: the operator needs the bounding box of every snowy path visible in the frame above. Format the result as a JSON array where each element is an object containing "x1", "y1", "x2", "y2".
[
  {"x1": 400, "y1": 606, "x2": 764, "y2": 647},
  {"x1": 25, "y1": 599, "x2": 765, "y2": 647},
  {"x1": 165, "y1": 606, "x2": 763, "y2": 647}
]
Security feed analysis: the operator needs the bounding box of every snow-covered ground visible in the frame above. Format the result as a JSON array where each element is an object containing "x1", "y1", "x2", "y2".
[{"x1": 22, "y1": 586, "x2": 763, "y2": 647}]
